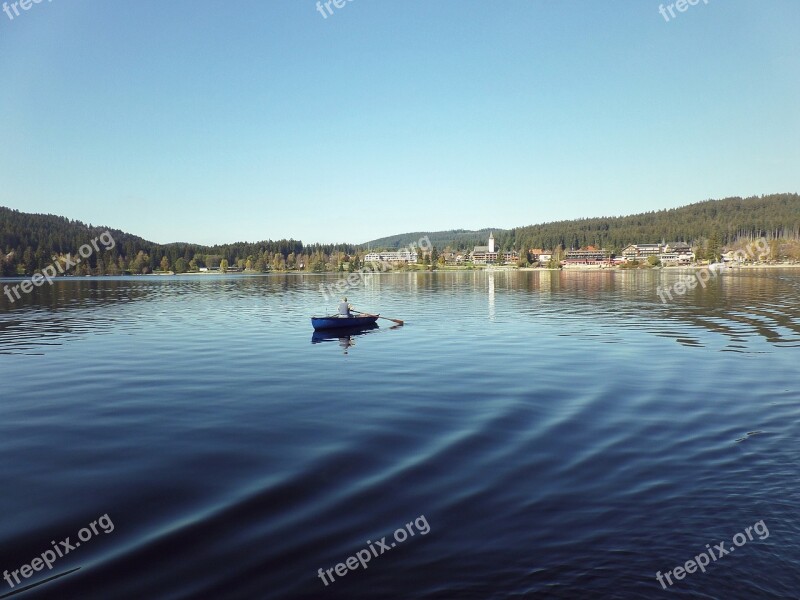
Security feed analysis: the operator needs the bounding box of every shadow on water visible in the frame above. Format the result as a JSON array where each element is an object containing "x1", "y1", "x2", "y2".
[{"x1": 310, "y1": 323, "x2": 380, "y2": 354}]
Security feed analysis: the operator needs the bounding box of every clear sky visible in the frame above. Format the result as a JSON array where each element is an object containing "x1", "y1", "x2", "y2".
[{"x1": 1, "y1": 1, "x2": 798, "y2": 245}]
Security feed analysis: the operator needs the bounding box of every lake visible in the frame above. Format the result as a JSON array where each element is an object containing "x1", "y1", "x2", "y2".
[{"x1": 1, "y1": 269, "x2": 799, "y2": 599}]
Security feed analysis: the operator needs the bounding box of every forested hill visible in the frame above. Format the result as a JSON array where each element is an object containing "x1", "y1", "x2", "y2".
[
  {"x1": 364, "y1": 194, "x2": 800, "y2": 252},
  {"x1": 0, "y1": 207, "x2": 355, "y2": 276},
  {"x1": 362, "y1": 228, "x2": 507, "y2": 251},
  {"x1": 3, "y1": 193, "x2": 799, "y2": 276},
  {"x1": 502, "y1": 193, "x2": 800, "y2": 253}
]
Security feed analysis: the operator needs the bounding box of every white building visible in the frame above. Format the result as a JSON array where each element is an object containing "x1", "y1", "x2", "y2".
[
  {"x1": 471, "y1": 232, "x2": 499, "y2": 264},
  {"x1": 471, "y1": 233, "x2": 519, "y2": 264},
  {"x1": 624, "y1": 242, "x2": 693, "y2": 262},
  {"x1": 363, "y1": 250, "x2": 418, "y2": 264},
  {"x1": 622, "y1": 243, "x2": 663, "y2": 261},
  {"x1": 659, "y1": 252, "x2": 693, "y2": 265}
]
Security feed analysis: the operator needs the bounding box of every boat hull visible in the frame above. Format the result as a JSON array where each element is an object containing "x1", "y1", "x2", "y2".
[{"x1": 311, "y1": 315, "x2": 379, "y2": 330}]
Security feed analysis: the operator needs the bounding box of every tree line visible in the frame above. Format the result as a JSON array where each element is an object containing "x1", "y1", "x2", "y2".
[
  {"x1": 3, "y1": 193, "x2": 800, "y2": 276},
  {"x1": 364, "y1": 194, "x2": 800, "y2": 255},
  {"x1": 493, "y1": 193, "x2": 800, "y2": 254},
  {"x1": 0, "y1": 207, "x2": 357, "y2": 276}
]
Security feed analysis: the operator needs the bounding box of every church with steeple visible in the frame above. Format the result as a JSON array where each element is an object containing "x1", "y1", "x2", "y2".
[
  {"x1": 470, "y1": 232, "x2": 518, "y2": 264},
  {"x1": 469, "y1": 232, "x2": 519, "y2": 265}
]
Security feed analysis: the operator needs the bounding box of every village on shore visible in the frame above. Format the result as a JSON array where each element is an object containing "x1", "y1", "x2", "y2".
[
  {"x1": 5, "y1": 195, "x2": 799, "y2": 278},
  {"x1": 355, "y1": 232, "x2": 799, "y2": 272},
  {"x1": 50, "y1": 231, "x2": 796, "y2": 277},
  {"x1": 175, "y1": 231, "x2": 799, "y2": 276}
]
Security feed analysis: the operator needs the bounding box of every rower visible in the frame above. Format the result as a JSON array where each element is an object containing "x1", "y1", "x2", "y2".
[{"x1": 338, "y1": 297, "x2": 353, "y2": 318}]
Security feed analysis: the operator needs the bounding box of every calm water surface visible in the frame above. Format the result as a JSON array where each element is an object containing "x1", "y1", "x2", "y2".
[{"x1": 1, "y1": 270, "x2": 799, "y2": 599}]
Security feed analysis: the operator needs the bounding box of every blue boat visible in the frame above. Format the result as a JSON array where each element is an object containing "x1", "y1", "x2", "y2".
[{"x1": 311, "y1": 314, "x2": 379, "y2": 331}]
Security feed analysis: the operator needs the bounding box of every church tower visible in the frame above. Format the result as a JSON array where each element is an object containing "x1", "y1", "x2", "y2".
[{"x1": 488, "y1": 232, "x2": 495, "y2": 253}]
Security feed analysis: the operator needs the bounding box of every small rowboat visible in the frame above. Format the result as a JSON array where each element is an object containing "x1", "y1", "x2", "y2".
[{"x1": 311, "y1": 314, "x2": 379, "y2": 331}]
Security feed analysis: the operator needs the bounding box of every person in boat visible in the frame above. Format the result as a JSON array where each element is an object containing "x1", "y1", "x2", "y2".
[{"x1": 338, "y1": 297, "x2": 353, "y2": 318}]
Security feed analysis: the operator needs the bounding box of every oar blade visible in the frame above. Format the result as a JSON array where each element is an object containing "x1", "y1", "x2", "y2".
[{"x1": 349, "y1": 309, "x2": 403, "y2": 326}]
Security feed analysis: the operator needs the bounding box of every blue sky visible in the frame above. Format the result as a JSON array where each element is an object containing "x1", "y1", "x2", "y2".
[{"x1": 1, "y1": 1, "x2": 798, "y2": 245}]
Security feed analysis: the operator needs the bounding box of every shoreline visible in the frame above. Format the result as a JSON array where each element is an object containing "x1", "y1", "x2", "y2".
[{"x1": 3, "y1": 263, "x2": 800, "y2": 283}]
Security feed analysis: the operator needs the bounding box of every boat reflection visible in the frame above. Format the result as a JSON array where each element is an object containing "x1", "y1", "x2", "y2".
[{"x1": 310, "y1": 323, "x2": 380, "y2": 354}]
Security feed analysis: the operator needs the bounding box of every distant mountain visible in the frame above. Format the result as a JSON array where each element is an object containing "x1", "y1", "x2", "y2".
[
  {"x1": 361, "y1": 228, "x2": 506, "y2": 251},
  {"x1": 363, "y1": 194, "x2": 800, "y2": 252}
]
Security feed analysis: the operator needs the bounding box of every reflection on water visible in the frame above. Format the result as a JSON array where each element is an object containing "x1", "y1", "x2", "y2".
[
  {"x1": 311, "y1": 324, "x2": 380, "y2": 354},
  {"x1": 488, "y1": 270, "x2": 495, "y2": 321},
  {"x1": 2, "y1": 270, "x2": 799, "y2": 354},
  {"x1": 1, "y1": 270, "x2": 799, "y2": 599}
]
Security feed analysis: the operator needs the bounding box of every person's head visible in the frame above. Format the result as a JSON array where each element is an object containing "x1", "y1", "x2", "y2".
[{"x1": 342, "y1": 297, "x2": 347, "y2": 302}]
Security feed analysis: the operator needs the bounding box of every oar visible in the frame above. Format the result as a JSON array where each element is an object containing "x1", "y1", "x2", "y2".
[{"x1": 353, "y1": 310, "x2": 404, "y2": 326}]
